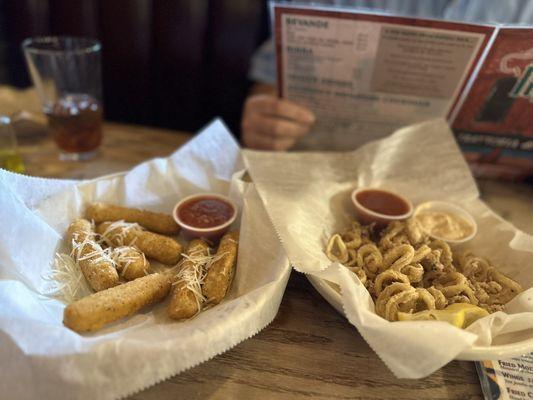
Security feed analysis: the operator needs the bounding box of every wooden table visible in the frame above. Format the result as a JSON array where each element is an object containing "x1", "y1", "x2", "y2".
[{"x1": 15, "y1": 122, "x2": 533, "y2": 400}]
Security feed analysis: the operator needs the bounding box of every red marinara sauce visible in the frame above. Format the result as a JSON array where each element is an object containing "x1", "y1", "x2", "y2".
[
  {"x1": 177, "y1": 196, "x2": 234, "y2": 228},
  {"x1": 355, "y1": 189, "x2": 410, "y2": 216}
]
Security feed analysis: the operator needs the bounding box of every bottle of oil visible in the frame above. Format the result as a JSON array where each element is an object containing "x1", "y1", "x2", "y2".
[{"x1": 0, "y1": 116, "x2": 25, "y2": 173}]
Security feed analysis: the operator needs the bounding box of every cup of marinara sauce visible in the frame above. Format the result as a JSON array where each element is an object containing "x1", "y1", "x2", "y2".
[
  {"x1": 351, "y1": 187, "x2": 413, "y2": 228},
  {"x1": 173, "y1": 193, "x2": 237, "y2": 241}
]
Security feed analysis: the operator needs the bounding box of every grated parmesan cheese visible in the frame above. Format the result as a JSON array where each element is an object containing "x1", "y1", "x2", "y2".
[
  {"x1": 42, "y1": 253, "x2": 92, "y2": 303},
  {"x1": 110, "y1": 246, "x2": 148, "y2": 277},
  {"x1": 98, "y1": 220, "x2": 142, "y2": 247},
  {"x1": 172, "y1": 248, "x2": 228, "y2": 314}
]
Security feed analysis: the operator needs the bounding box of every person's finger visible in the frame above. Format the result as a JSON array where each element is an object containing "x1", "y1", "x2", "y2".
[
  {"x1": 245, "y1": 95, "x2": 315, "y2": 124},
  {"x1": 244, "y1": 113, "x2": 310, "y2": 139},
  {"x1": 241, "y1": 126, "x2": 296, "y2": 151}
]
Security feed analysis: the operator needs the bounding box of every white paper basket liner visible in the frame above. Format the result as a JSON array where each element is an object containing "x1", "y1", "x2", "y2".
[
  {"x1": 0, "y1": 119, "x2": 291, "y2": 399},
  {"x1": 243, "y1": 118, "x2": 533, "y2": 378}
]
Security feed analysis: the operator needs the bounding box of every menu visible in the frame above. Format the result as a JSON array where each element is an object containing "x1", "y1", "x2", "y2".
[
  {"x1": 274, "y1": 4, "x2": 533, "y2": 180},
  {"x1": 477, "y1": 354, "x2": 533, "y2": 400}
]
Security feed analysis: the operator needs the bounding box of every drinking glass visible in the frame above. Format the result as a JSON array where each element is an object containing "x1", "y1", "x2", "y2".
[
  {"x1": 22, "y1": 36, "x2": 103, "y2": 161},
  {"x1": 0, "y1": 116, "x2": 25, "y2": 173}
]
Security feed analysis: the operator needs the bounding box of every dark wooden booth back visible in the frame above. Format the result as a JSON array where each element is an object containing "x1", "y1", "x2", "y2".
[{"x1": 3, "y1": 0, "x2": 269, "y2": 134}]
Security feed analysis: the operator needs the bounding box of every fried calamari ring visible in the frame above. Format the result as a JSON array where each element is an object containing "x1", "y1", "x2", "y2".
[
  {"x1": 342, "y1": 221, "x2": 363, "y2": 249},
  {"x1": 346, "y1": 249, "x2": 358, "y2": 267},
  {"x1": 433, "y1": 272, "x2": 468, "y2": 297},
  {"x1": 375, "y1": 282, "x2": 412, "y2": 317},
  {"x1": 325, "y1": 234, "x2": 349, "y2": 264},
  {"x1": 357, "y1": 244, "x2": 383, "y2": 278},
  {"x1": 412, "y1": 245, "x2": 432, "y2": 264},
  {"x1": 383, "y1": 244, "x2": 415, "y2": 270},
  {"x1": 383, "y1": 289, "x2": 417, "y2": 321},
  {"x1": 427, "y1": 286, "x2": 447, "y2": 309},
  {"x1": 374, "y1": 270, "x2": 410, "y2": 297},
  {"x1": 379, "y1": 221, "x2": 405, "y2": 251},
  {"x1": 400, "y1": 263, "x2": 424, "y2": 284}
]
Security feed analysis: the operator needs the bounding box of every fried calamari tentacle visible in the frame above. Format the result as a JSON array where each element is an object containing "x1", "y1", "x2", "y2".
[
  {"x1": 357, "y1": 244, "x2": 383, "y2": 278},
  {"x1": 383, "y1": 244, "x2": 415, "y2": 271},
  {"x1": 325, "y1": 234, "x2": 349, "y2": 264},
  {"x1": 489, "y1": 268, "x2": 523, "y2": 295},
  {"x1": 458, "y1": 252, "x2": 491, "y2": 282},
  {"x1": 428, "y1": 240, "x2": 453, "y2": 268},
  {"x1": 374, "y1": 270, "x2": 411, "y2": 297}
]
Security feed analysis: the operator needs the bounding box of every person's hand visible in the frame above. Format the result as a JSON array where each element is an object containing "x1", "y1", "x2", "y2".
[{"x1": 241, "y1": 94, "x2": 315, "y2": 151}]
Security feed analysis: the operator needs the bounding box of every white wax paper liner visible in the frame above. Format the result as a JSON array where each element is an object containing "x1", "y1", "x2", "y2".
[
  {"x1": 243, "y1": 118, "x2": 533, "y2": 378},
  {"x1": 0, "y1": 119, "x2": 291, "y2": 399}
]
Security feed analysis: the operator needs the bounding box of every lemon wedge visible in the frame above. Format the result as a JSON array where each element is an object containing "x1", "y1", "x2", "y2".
[
  {"x1": 397, "y1": 309, "x2": 465, "y2": 328},
  {"x1": 445, "y1": 303, "x2": 489, "y2": 327},
  {"x1": 397, "y1": 303, "x2": 489, "y2": 328}
]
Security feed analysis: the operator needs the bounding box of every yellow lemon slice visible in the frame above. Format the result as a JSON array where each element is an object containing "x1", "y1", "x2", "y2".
[
  {"x1": 397, "y1": 309, "x2": 466, "y2": 328},
  {"x1": 445, "y1": 303, "x2": 489, "y2": 327}
]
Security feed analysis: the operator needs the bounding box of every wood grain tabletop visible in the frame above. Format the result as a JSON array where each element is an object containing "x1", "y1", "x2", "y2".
[{"x1": 12, "y1": 120, "x2": 533, "y2": 400}]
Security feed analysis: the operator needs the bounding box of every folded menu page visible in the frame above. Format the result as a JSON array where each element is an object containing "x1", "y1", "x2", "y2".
[
  {"x1": 0, "y1": 119, "x2": 291, "y2": 400},
  {"x1": 243, "y1": 118, "x2": 533, "y2": 378}
]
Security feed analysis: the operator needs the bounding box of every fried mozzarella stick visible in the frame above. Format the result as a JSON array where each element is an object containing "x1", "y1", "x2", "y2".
[
  {"x1": 168, "y1": 239, "x2": 210, "y2": 320},
  {"x1": 111, "y1": 246, "x2": 151, "y2": 281},
  {"x1": 63, "y1": 272, "x2": 172, "y2": 332},
  {"x1": 203, "y1": 231, "x2": 239, "y2": 305},
  {"x1": 97, "y1": 221, "x2": 182, "y2": 265},
  {"x1": 86, "y1": 202, "x2": 180, "y2": 235},
  {"x1": 67, "y1": 219, "x2": 119, "y2": 292}
]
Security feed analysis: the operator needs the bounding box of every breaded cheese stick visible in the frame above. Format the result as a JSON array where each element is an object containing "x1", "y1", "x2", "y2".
[
  {"x1": 111, "y1": 246, "x2": 151, "y2": 281},
  {"x1": 86, "y1": 202, "x2": 179, "y2": 235},
  {"x1": 63, "y1": 272, "x2": 172, "y2": 332},
  {"x1": 167, "y1": 239, "x2": 210, "y2": 320},
  {"x1": 202, "y1": 231, "x2": 239, "y2": 305},
  {"x1": 97, "y1": 221, "x2": 182, "y2": 265},
  {"x1": 67, "y1": 219, "x2": 119, "y2": 292}
]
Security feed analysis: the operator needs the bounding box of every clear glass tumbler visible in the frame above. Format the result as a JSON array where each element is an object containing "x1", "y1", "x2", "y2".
[
  {"x1": 22, "y1": 37, "x2": 103, "y2": 161},
  {"x1": 0, "y1": 116, "x2": 25, "y2": 173}
]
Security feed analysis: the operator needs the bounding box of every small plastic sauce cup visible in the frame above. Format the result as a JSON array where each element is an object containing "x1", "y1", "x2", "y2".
[
  {"x1": 351, "y1": 187, "x2": 413, "y2": 228},
  {"x1": 413, "y1": 201, "x2": 477, "y2": 244},
  {"x1": 173, "y1": 193, "x2": 237, "y2": 242}
]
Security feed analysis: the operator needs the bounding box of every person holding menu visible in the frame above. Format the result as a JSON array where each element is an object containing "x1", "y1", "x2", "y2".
[{"x1": 241, "y1": 0, "x2": 533, "y2": 151}]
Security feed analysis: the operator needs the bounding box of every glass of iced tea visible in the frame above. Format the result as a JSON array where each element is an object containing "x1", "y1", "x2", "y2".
[{"x1": 22, "y1": 37, "x2": 103, "y2": 161}]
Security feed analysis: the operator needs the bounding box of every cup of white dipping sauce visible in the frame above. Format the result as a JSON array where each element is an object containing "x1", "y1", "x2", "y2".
[{"x1": 413, "y1": 201, "x2": 477, "y2": 244}]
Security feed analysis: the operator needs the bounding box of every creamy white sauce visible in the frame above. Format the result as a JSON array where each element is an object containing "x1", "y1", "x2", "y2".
[{"x1": 415, "y1": 210, "x2": 474, "y2": 240}]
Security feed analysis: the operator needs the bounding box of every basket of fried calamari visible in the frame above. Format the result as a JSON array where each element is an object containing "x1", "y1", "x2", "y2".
[
  {"x1": 244, "y1": 119, "x2": 533, "y2": 378},
  {"x1": 0, "y1": 120, "x2": 291, "y2": 400}
]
